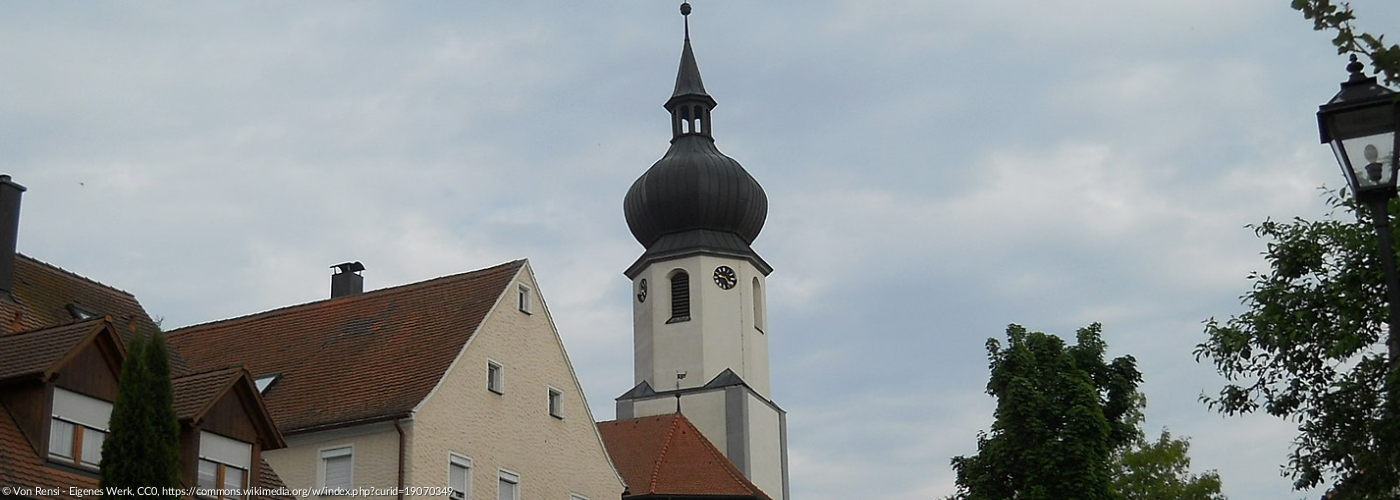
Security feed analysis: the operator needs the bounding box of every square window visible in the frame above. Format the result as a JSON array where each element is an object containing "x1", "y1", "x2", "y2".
[
  {"x1": 449, "y1": 454, "x2": 471, "y2": 500},
  {"x1": 548, "y1": 388, "x2": 564, "y2": 419},
  {"x1": 517, "y1": 285, "x2": 533, "y2": 314},
  {"x1": 223, "y1": 466, "x2": 246, "y2": 499},
  {"x1": 321, "y1": 447, "x2": 353, "y2": 491},
  {"x1": 497, "y1": 470, "x2": 519, "y2": 500}
]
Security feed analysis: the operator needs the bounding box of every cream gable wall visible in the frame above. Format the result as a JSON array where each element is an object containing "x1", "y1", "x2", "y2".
[
  {"x1": 409, "y1": 261, "x2": 624, "y2": 500},
  {"x1": 264, "y1": 421, "x2": 404, "y2": 500}
]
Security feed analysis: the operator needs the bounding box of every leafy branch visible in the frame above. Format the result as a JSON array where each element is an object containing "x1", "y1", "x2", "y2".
[{"x1": 1292, "y1": 0, "x2": 1400, "y2": 86}]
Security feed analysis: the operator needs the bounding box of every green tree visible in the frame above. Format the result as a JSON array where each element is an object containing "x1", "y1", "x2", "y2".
[
  {"x1": 1197, "y1": 190, "x2": 1399, "y2": 496},
  {"x1": 1291, "y1": 0, "x2": 1400, "y2": 85},
  {"x1": 1110, "y1": 395, "x2": 1226, "y2": 500},
  {"x1": 948, "y1": 323, "x2": 1141, "y2": 500},
  {"x1": 100, "y1": 329, "x2": 182, "y2": 500}
]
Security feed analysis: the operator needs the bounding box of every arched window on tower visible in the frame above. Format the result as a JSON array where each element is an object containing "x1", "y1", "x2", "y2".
[
  {"x1": 753, "y1": 277, "x2": 765, "y2": 332},
  {"x1": 668, "y1": 270, "x2": 691, "y2": 323}
]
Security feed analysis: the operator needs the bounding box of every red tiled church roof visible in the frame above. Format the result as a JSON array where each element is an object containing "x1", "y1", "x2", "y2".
[
  {"x1": 597, "y1": 413, "x2": 772, "y2": 500},
  {"x1": 166, "y1": 260, "x2": 525, "y2": 433}
]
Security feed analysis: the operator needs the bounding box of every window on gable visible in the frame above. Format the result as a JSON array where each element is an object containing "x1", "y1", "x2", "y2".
[
  {"x1": 667, "y1": 271, "x2": 690, "y2": 323},
  {"x1": 497, "y1": 470, "x2": 520, "y2": 500},
  {"x1": 199, "y1": 431, "x2": 252, "y2": 499},
  {"x1": 487, "y1": 361, "x2": 504, "y2": 394},
  {"x1": 449, "y1": 454, "x2": 471, "y2": 500},
  {"x1": 548, "y1": 387, "x2": 564, "y2": 419},
  {"x1": 48, "y1": 388, "x2": 112, "y2": 470},
  {"x1": 321, "y1": 446, "x2": 353, "y2": 491},
  {"x1": 517, "y1": 284, "x2": 533, "y2": 314}
]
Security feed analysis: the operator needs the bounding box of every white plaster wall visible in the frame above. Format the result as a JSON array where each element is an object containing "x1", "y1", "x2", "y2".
[
  {"x1": 631, "y1": 390, "x2": 728, "y2": 454},
  {"x1": 265, "y1": 421, "x2": 404, "y2": 500},
  {"x1": 631, "y1": 254, "x2": 770, "y2": 395},
  {"x1": 410, "y1": 263, "x2": 624, "y2": 500},
  {"x1": 746, "y1": 392, "x2": 785, "y2": 500}
]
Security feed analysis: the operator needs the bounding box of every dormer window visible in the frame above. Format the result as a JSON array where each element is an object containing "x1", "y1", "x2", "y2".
[
  {"x1": 49, "y1": 388, "x2": 112, "y2": 470},
  {"x1": 198, "y1": 431, "x2": 252, "y2": 499}
]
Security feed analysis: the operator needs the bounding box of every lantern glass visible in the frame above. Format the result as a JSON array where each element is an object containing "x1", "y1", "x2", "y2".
[{"x1": 1324, "y1": 103, "x2": 1399, "y2": 196}]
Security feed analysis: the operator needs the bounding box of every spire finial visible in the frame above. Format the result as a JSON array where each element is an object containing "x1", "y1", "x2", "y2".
[{"x1": 681, "y1": 2, "x2": 691, "y2": 41}]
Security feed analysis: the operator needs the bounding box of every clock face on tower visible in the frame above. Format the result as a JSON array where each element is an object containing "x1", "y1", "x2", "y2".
[
  {"x1": 713, "y1": 266, "x2": 737, "y2": 290},
  {"x1": 637, "y1": 279, "x2": 648, "y2": 302}
]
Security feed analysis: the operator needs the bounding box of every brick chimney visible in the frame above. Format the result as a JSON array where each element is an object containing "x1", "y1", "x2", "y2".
[
  {"x1": 330, "y1": 262, "x2": 365, "y2": 298},
  {"x1": 0, "y1": 175, "x2": 25, "y2": 300}
]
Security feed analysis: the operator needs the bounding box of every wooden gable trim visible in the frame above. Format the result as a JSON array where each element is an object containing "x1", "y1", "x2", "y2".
[
  {"x1": 185, "y1": 369, "x2": 286, "y2": 450},
  {"x1": 41, "y1": 318, "x2": 126, "y2": 383}
]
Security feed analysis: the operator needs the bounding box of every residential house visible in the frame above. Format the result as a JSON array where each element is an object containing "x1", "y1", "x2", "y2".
[
  {"x1": 0, "y1": 175, "x2": 289, "y2": 500},
  {"x1": 166, "y1": 260, "x2": 625, "y2": 500}
]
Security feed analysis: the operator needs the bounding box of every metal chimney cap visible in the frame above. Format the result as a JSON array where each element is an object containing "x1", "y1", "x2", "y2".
[{"x1": 331, "y1": 262, "x2": 365, "y2": 274}]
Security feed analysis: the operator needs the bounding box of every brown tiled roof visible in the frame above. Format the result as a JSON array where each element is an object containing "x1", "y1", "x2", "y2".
[
  {"x1": 166, "y1": 260, "x2": 525, "y2": 434},
  {"x1": 0, "y1": 254, "x2": 187, "y2": 375},
  {"x1": 0, "y1": 403, "x2": 99, "y2": 500},
  {"x1": 171, "y1": 366, "x2": 286, "y2": 449},
  {"x1": 0, "y1": 318, "x2": 112, "y2": 383},
  {"x1": 597, "y1": 413, "x2": 772, "y2": 500}
]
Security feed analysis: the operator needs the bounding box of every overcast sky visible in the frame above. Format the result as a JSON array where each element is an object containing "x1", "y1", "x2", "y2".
[{"x1": 4, "y1": 1, "x2": 1400, "y2": 499}]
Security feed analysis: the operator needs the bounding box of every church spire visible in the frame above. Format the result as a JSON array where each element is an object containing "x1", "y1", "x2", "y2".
[{"x1": 666, "y1": 2, "x2": 717, "y2": 138}]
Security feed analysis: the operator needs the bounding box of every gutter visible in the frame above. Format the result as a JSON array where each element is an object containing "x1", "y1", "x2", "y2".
[{"x1": 394, "y1": 418, "x2": 406, "y2": 500}]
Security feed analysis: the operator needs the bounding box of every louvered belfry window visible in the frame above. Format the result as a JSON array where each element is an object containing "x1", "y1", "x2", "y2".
[{"x1": 669, "y1": 271, "x2": 690, "y2": 323}]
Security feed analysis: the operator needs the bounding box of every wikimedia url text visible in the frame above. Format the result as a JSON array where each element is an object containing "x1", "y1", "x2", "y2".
[{"x1": 0, "y1": 486, "x2": 455, "y2": 498}]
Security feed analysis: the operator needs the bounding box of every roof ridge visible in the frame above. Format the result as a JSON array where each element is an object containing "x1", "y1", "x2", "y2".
[
  {"x1": 2, "y1": 316, "x2": 109, "y2": 338},
  {"x1": 172, "y1": 364, "x2": 246, "y2": 380},
  {"x1": 673, "y1": 412, "x2": 761, "y2": 497},
  {"x1": 650, "y1": 414, "x2": 682, "y2": 493},
  {"x1": 169, "y1": 259, "x2": 526, "y2": 336},
  {"x1": 17, "y1": 253, "x2": 139, "y2": 299}
]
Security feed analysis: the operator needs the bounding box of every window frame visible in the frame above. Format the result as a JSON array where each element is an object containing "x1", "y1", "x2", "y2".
[
  {"x1": 547, "y1": 387, "x2": 564, "y2": 419},
  {"x1": 487, "y1": 360, "x2": 504, "y2": 395},
  {"x1": 48, "y1": 389, "x2": 112, "y2": 470},
  {"x1": 448, "y1": 453, "x2": 472, "y2": 500},
  {"x1": 319, "y1": 445, "x2": 354, "y2": 492},
  {"x1": 517, "y1": 284, "x2": 533, "y2": 314},
  {"x1": 497, "y1": 469, "x2": 520, "y2": 500}
]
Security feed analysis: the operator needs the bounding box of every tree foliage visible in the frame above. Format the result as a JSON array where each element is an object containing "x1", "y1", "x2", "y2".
[
  {"x1": 101, "y1": 329, "x2": 181, "y2": 500},
  {"x1": 1291, "y1": 0, "x2": 1400, "y2": 85},
  {"x1": 1197, "y1": 189, "x2": 1400, "y2": 496},
  {"x1": 948, "y1": 323, "x2": 1142, "y2": 500},
  {"x1": 1111, "y1": 395, "x2": 1226, "y2": 500}
]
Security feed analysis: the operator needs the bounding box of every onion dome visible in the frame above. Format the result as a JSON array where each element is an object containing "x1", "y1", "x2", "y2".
[{"x1": 623, "y1": 3, "x2": 770, "y2": 278}]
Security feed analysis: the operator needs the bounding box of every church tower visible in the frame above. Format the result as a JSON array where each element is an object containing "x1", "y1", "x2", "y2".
[{"x1": 617, "y1": 4, "x2": 789, "y2": 499}]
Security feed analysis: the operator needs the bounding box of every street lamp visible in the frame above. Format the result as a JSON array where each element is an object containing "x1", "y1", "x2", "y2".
[
  {"x1": 1318, "y1": 54, "x2": 1400, "y2": 495},
  {"x1": 1319, "y1": 55, "x2": 1400, "y2": 203}
]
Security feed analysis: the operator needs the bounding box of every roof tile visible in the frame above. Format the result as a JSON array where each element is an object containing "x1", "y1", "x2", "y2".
[{"x1": 597, "y1": 413, "x2": 772, "y2": 500}]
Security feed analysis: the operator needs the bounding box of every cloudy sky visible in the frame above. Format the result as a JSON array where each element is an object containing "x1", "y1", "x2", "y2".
[{"x1": 4, "y1": 1, "x2": 1400, "y2": 499}]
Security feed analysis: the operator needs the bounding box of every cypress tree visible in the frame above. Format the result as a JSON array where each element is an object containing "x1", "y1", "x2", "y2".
[{"x1": 100, "y1": 329, "x2": 181, "y2": 500}]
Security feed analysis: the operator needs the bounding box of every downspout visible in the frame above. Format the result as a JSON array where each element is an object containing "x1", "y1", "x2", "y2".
[{"x1": 394, "y1": 418, "x2": 406, "y2": 500}]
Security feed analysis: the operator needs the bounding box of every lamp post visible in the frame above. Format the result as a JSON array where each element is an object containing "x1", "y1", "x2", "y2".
[{"x1": 1317, "y1": 54, "x2": 1400, "y2": 493}]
